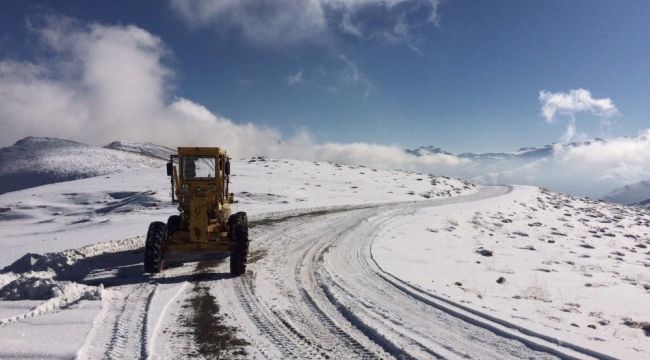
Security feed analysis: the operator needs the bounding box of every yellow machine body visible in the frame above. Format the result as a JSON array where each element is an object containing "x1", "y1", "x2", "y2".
[{"x1": 166, "y1": 147, "x2": 234, "y2": 254}]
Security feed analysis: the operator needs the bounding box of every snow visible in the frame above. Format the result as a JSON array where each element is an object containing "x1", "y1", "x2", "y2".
[
  {"x1": 373, "y1": 186, "x2": 650, "y2": 359},
  {"x1": 104, "y1": 141, "x2": 176, "y2": 160},
  {"x1": 0, "y1": 137, "x2": 165, "y2": 194},
  {"x1": 0, "y1": 153, "x2": 475, "y2": 359},
  {"x1": 0, "y1": 141, "x2": 648, "y2": 358},
  {"x1": 0, "y1": 299, "x2": 102, "y2": 359},
  {"x1": 0, "y1": 157, "x2": 474, "y2": 268}
]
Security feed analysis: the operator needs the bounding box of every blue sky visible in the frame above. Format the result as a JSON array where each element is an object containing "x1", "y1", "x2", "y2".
[{"x1": 0, "y1": 0, "x2": 648, "y2": 153}]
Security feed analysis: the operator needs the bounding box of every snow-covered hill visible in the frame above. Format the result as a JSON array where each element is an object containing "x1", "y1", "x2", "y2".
[
  {"x1": 0, "y1": 137, "x2": 166, "y2": 195},
  {"x1": 104, "y1": 141, "x2": 175, "y2": 160},
  {"x1": 0, "y1": 156, "x2": 475, "y2": 269},
  {"x1": 602, "y1": 180, "x2": 650, "y2": 207},
  {"x1": 0, "y1": 157, "x2": 479, "y2": 358}
]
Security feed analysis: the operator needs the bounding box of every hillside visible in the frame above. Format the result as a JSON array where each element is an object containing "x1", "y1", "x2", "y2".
[
  {"x1": 0, "y1": 137, "x2": 166, "y2": 195},
  {"x1": 104, "y1": 141, "x2": 175, "y2": 160},
  {"x1": 603, "y1": 180, "x2": 650, "y2": 207}
]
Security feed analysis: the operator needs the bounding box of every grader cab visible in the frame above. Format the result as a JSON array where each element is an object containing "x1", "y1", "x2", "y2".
[{"x1": 144, "y1": 147, "x2": 249, "y2": 275}]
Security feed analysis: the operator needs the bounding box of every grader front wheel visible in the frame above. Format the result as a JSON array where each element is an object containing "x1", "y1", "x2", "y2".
[{"x1": 228, "y1": 212, "x2": 249, "y2": 276}]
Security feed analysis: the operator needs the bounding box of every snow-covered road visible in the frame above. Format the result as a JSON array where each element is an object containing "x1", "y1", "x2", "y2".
[
  {"x1": 63, "y1": 185, "x2": 609, "y2": 359},
  {"x1": 216, "y1": 185, "x2": 612, "y2": 359}
]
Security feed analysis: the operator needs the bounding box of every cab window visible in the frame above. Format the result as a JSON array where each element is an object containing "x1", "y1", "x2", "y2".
[{"x1": 183, "y1": 156, "x2": 216, "y2": 180}]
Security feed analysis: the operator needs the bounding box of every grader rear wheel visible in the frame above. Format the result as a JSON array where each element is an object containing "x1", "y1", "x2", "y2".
[
  {"x1": 144, "y1": 221, "x2": 167, "y2": 274},
  {"x1": 228, "y1": 212, "x2": 249, "y2": 276},
  {"x1": 167, "y1": 215, "x2": 181, "y2": 236}
]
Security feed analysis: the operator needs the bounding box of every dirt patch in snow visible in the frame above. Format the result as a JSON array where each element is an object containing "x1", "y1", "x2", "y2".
[
  {"x1": 183, "y1": 284, "x2": 249, "y2": 358},
  {"x1": 176, "y1": 261, "x2": 249, "y2": 358}
]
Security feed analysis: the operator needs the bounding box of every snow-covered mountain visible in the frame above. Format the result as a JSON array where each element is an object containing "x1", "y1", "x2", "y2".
[
  {"x1": 603, "y1": 180, "x2": 650, "y2": 207},
  {"x1": 405, "y1": 138, "x2": 632, "y2": 197},
  {"x1": 406, "y1": 146, "x2": 455, "y2": 157},
  {"x1": 0, "y1": 137, "x2": 165, "y2": 195},
  {"x1": 104, "y1": 141, "x2": 175, "y2": 160},
  {"x1": 407, "y1": 138, "x2": 606, "y2": 161}
]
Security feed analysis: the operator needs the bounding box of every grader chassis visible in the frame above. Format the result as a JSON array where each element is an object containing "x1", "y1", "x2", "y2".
[{"x1": 144, "y1": 147, "x2": 249, "y2": 275}]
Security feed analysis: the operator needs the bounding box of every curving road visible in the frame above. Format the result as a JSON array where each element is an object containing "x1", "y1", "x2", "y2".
[
  {"x1": 77, "y1": 186, "x2": 606, "y2": 359},
  {"x1": 208, "y1": 186, "x2": 603, "y2": 359}
]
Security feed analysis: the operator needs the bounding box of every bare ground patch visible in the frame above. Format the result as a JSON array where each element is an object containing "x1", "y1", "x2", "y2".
[{"x1": 176, "y1": 261, "x2": 249, "y2": 359}]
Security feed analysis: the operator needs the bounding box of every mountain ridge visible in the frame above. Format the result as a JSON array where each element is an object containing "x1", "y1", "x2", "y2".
[
  {"x1": 602, "y1": 180, "x2": 650, "y2": 208},
  {"x1": 407, "y1": 138, "x2": 608, "y2": 160},
  {"x1": 0, "y1": 137, "x2": 166, "y2": 195}
]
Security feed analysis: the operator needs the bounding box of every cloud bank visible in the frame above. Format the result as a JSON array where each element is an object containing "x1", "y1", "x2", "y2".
[
  {"x1": 556, "y1": 130, "x2": 650, "y2": 185},
  {"x1": 169, "y1": 0, "x2": 441, "y2": 47},
  {"x1": 0, "y1": 17, "x2": 463, "y2": 173}
]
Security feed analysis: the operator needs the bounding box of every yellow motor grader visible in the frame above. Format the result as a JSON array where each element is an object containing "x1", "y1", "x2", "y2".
[{"x1": 144, "y1": 147, "x2": 249, "y2": 275}]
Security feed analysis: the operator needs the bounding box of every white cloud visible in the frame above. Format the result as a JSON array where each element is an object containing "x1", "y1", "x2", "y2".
[
  {"x1": 0, "y1": 17, "x2": 466, "y2": 173},
  {"x1": 539, "y1": 88, "x2": 619, "y2": 143},
  {"x1": 169, "y1": 0, "x2": 441, "y2": 47},
  {"x1": 539, "y1": 88, "x2": 618, "y2": 123},
  {"x1": 337, "y1": 54, "x2": 372, "y2": 97},
  {"x1": 290, "y1": 55, "x2": 371, "y2": 97},
  {"x1": 169, "y1": 0, "x2": 327, "y2": 46},
  {"x1": 287, "y1": 70, "x2": 303, "y2": 86}
]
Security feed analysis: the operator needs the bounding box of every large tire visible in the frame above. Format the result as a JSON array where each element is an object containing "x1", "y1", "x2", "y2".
[
  {"x1": 228, "y1": 212, "x2": 249, "y2": 276},
  {"x1": 167, "y1": 215, "x2": 181, "y2": 237},
  {"x1": 144, "y1": 221, "x2": 167, "y2": 274}
]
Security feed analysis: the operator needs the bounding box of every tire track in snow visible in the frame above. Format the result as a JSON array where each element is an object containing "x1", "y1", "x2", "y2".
[
  {"x1": 229, "y1": 216, "x2": 386, "y2": 359},
  {"x1": 146, "y1": 281, "x2": 189, "y2": 359},
  {"x1": 367, "y1": 222, "x2": 616, "y2": 358},
  {"x1": 294, "y1": 221, "x2": 391, "y2": 359},
  {"x1": 313, "y1": 186, "x2": 584, "y2": 359},
  {"x1": 102, "y1": 283, "x2": 157, "y2": 360},
  {"x1": 233, "y1": 274, "x2": 328, "y2": 359}
]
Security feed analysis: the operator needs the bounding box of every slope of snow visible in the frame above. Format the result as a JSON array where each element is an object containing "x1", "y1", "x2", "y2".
[
  {"x1": 0, "y1": 156, "x2": 475, "y2": 358},
  {"x1": 0, "y1": 157, "x2": 475, "y2": 268},
  {"x1": 104, "y1": 141, "x2": 176, "y2": 160},
  {"x1": 0, "y1": 137, "x2": 165, "y2": 195},
  {"x1": 373, "y1": 186, "x2": 650, "y2": 359},
  {"x1": 602, "y1": 180, "x2": 650, "y2": 206}
]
